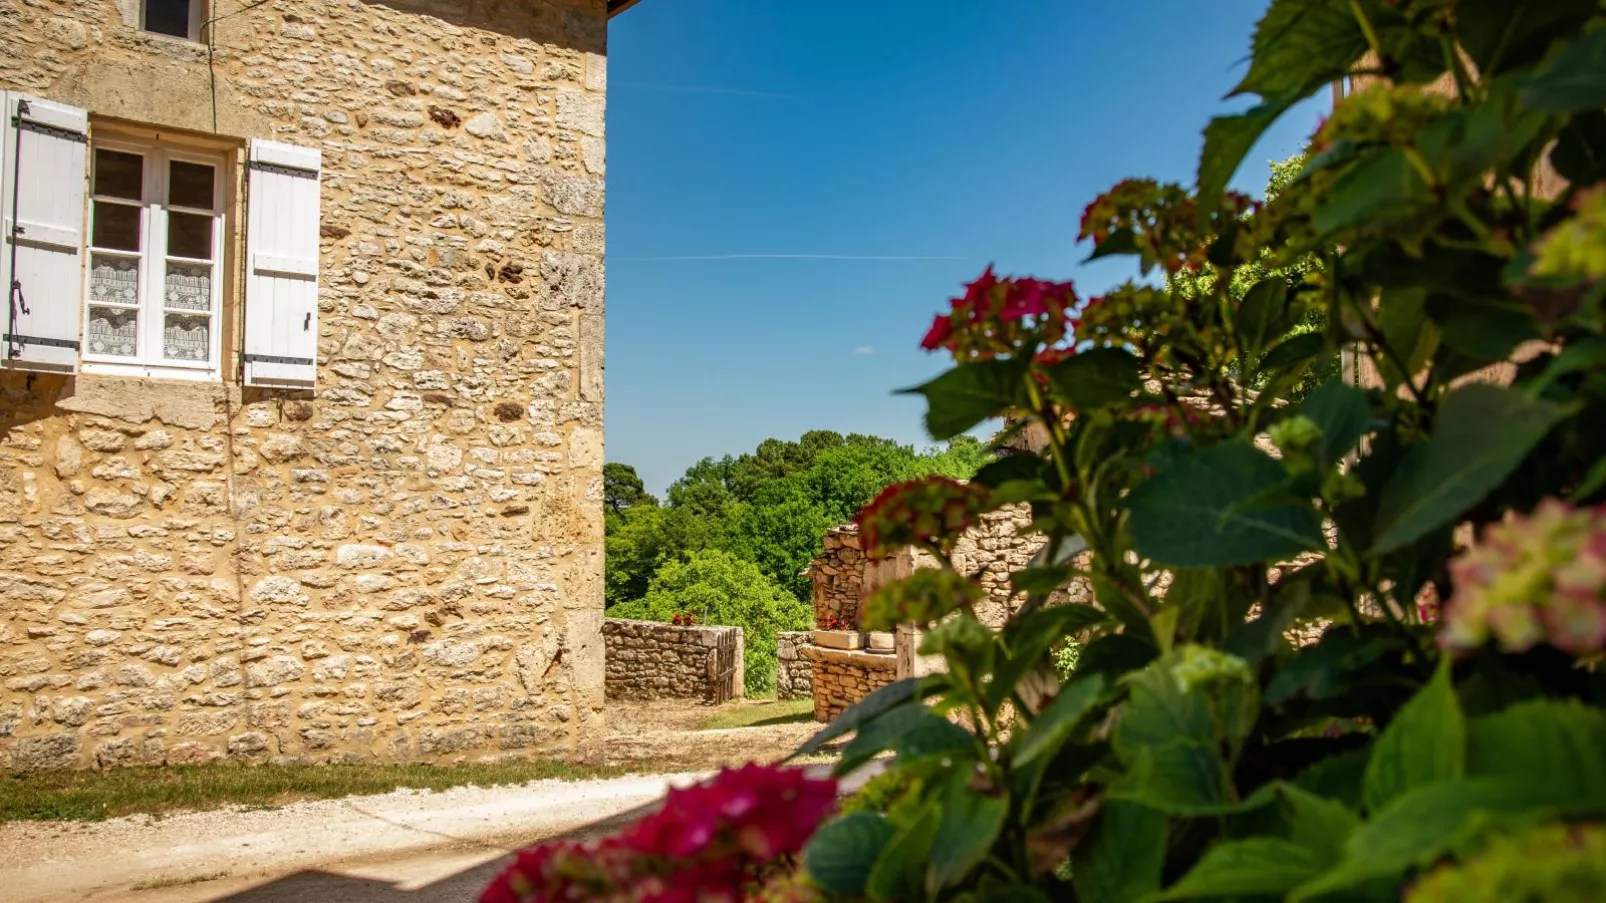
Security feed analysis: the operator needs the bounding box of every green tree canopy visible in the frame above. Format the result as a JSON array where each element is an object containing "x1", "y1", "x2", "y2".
[
  {"x1": 604, "y1": 503, "x2": 724, "y2": 609},
  {"x1": 665, "y1": 455, "x2": 738, "y2": 519},
  {"x1": 603, "y1": 462, "x2": 657, "y2": 516},
  {"x1": 608, "y1": 432, "x2": 997, "y2": 611}
]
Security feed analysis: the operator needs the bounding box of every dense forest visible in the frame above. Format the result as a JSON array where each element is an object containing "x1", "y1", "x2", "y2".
[{"x1": 603, "y1": 432, "x2": 990, "y2": 692}]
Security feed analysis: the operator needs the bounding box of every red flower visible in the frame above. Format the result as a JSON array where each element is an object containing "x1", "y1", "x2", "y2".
[
  {"x1": 920, "y1": 313, "x2": 954, "y2": 350},
  {"x1": 817, "y1": 613, "x2": 853, "y2": 631},
  {"x1": 482, "y1": 764, "x2": 837, "y2": 903},
  {"x1": 855, "y1": 477, "x2": 993, "y2": 558},
  {"x1": 920, "y1": 265, "x2": 1079, "y2": 362}
]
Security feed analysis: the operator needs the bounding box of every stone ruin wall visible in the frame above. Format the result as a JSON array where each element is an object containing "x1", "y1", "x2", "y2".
[
  {"x1": 601, "y1": 619, "x2": 744, "y2": 704},
  {"x1": 0, "y1": 0, "x2": 610, "y2": 770},
  {"x1": 807, "y1": 505, "x2": 1092, "y2": 632},
  {"x1": 800, "y1": 505, "x2": 1094, "y2": 720},
  {"x1": 803, "y1": 647, "x2": 895, "y2": 722},
  {"x1": 775, "y1": 631, "x2": 812, "y2": 701},
  {"x1": 806, "y1": 528, "x2": 865, "y2": 627}
]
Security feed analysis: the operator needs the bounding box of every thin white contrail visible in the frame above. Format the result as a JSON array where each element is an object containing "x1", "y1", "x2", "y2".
[
  {"x1": 614, "y1": 254, "x2": 965, "y2": 262},
  {"x1": 613, "y1": 82, "x2": 792, "y2": 98}
]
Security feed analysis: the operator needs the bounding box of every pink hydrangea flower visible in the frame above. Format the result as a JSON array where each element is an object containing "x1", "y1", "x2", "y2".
[
  {"x1": 1444, "y1": 498, "x2": 1606, "y2": 656},
  {"x1": 481, "y1": 764, "x2": 836, "y2": 903}
]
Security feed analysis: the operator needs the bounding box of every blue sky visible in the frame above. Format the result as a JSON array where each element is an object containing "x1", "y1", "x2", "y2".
[{"x1": 604, "y1": 0, "x2": 1327, "y2": 494}]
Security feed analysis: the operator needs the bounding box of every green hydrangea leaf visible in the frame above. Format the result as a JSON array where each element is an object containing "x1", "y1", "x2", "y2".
[
  {"x1": 1127, "y1": 440, "x2": 1325, "y2": 567},
  {"x1": 901, "y1": 358, "x2": 1029, "y2": 441},
  {"x1": 792, "y1": 677, "x2": 925, "y2": 757},
  {"x1": 1371, "y1": 384, "x2": 1570, "y2": 553},
  {"x1": 1312, "y1": 147, "x2": 1433, "y2": 239},
  {"x1": 839, "y1": 703, "x2": 947, "y2": 774},
  {"x1": 1231, "y1": 0, "x2": 1367, "y2": 99},
  {"x1": 1073, "y1": 800, "x2": 1168, "y2": 903},
  {"x1": 1518, "y1": 27, "x2": 1606, "y2": 112},
  {"x1": 1149, "y1": 838, "x2": 1326, "y2": 901},
  {"x1": 1011, "y1": 673, "x2": 1107, "y2": 767},
  {"x1": 1363, "y1": 660, "x2": 1465, "y2": 815},
  {"x1": 866, "y1": 803, "x2": 940, "y2": 902},
  {"x1": 1235, "y1": 278, "x2": 1296, "y2": 357},
  {"x1": 1197, "y1": 97, "x2": 1296, "y2": 218},
  {"x1": 928, "y1": 774, "x2": 1010, "y2": 892},
  {"x1": 805, "y1": 812, "x2": 897, "y2": 895},
  {"x1": 1455, "y1": 0, "x2": 1598, "y2": 77},
  {"x1": 1291, "y1": 779, "x2": 1562, "y2": 900},
  {"x1": 1298, "y1": 377, "x2": 1370, "y2": 467},
  {"x1": 1466, "y1": 699, "x2": 1606, "y2": 809},
  {"x1": 1046, "y1": 347, "x2": 1142, "y2": 411}
]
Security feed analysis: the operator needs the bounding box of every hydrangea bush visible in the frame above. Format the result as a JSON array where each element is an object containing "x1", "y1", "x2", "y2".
[
  {"x1": 486, "y1": 1, "x2": 1606, "y2": 900},
  {"x1": 790, "y1": 1, "x2": 1606, "y2": 900}
]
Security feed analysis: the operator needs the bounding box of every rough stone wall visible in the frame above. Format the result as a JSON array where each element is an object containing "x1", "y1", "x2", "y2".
[
  {"x1": 801, "y1": 647, "x2": 895, "y2": 722},
  {"x1": 805, "y1": 527, "x2": 864, "y2": 627},
  {"x1": 947, "y1": 505, "x2": 1092, "y2": 627},
  {"x1": 602, "y1": 619, "x2": 743, "y2": 703},
  {"x1": 775, "y1": 631, "x2": 812, "y2": 701},
  {"x1": 806, "y1": 505, "x2": 1092, "y2": 635},
  {"x1": 1, "y1": 0, "x2": 609, "y2": 770}
]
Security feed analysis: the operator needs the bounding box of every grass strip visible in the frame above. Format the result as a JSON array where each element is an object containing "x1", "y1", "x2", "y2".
[{"x1": 1, "y1": 758, "x2": 641, "y2": 823}]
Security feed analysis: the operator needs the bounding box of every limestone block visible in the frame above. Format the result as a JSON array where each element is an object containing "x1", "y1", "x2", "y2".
[
  {"x1": 10, "y1": 734, "x2": 81, "y2": 770},
  {"x1": 813, "y1": 630, "x2": 862, "y2": 651},
  {"x1": 555, "y1": 87, "x2": 604, "y2": 137},
  {"x1": 245, "y1": 656, "x2": 306, "y2": 688},
  {"x1": 250, "y1": 576, "x2": 308, "y2": 607}
]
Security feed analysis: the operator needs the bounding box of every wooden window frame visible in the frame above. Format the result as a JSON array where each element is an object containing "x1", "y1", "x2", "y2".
[
  {"x1": 140, "y1": 0, "x2": 207, "y2": 42},
  {"x1": 82, "y1": 136, "x2": 227, "y2": 381}
]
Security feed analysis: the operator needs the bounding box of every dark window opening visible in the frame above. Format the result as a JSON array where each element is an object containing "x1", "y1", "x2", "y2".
[{"x1": 143, "y1": 0, "x2": 196, "y2": 39}]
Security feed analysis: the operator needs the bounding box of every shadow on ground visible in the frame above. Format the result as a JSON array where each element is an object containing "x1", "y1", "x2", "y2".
[
  {"x1": 205, "y1": 763, "x2": 872, "y2": 903},
  {"x1": 208, "y1": 805, "x2": 644, "y2": 902},
  {"x1": 210, "y1": 866, "x2": 497, "y2": 903}
]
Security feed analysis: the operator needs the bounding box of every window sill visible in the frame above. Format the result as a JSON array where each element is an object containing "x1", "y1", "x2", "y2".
[
  {"x1": 138, "y1": 29, "x2": 204, "y2": 45},
  {"x1": 114, "y1": 27, "x2": 212, "y2": 62},
  {"x1": 81, "y1": 359, "x2": 220, "y2": 382}
]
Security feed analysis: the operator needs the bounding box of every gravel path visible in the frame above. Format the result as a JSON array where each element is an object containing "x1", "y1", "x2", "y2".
[
  {"x1": 1, "y1": 772, "x2": 705, "y2": 903},
  {"x1": 1, "y1": 700, "x2": 832, "y2": 902}
]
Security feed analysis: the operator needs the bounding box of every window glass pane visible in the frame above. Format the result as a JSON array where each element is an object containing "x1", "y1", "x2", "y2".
[
  {"x1": 164, "y1": 314, "x2": 210, "y2": 362},
  {"x1": 169, "y1": 161, "x2": 215, "y2": 209},
  {"x1": 167, "y1": 211, "x2": 214, "y2": 260},
  {"x1": 90, "y1": 255, "x2": 141, "y2": 305},
  {"x1": 164, "y1": 262, "x2": 211, "y2": 311},
  {"x1": 87, "y1": 307, "x2": 139, "y2": 357},
  {"x1": 92, "y1": 202, "x2": 141, "y2": 251},
  {"x1": 144, "y1": 0, "x2": 192, "y2": 38},
  {"x1": 94, "y1": 150, "x2": 144, "y2": 201}
]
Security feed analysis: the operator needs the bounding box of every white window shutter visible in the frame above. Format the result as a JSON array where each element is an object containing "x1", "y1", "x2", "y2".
[
  {"x1": 2, "y1": 92, "x2": 88, "y2": 373},
  {"x1": 243, "y1": 138, "x2": 321, "y2": 388}
]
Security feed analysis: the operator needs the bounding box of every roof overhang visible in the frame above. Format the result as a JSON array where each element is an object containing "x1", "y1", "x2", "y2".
[{"x1": 607, "y1": 0, "x2": 645, "y2": 17}]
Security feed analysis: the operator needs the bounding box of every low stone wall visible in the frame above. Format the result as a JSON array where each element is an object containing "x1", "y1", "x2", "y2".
[
  {"x1": 602, "y1": 619, "x2": 743, "y2": 703},
  {"x1": 802, "y1": 646, "x2": 895, "y2": 722},
  {"x1": 776, "y1": 632, "x2": 813, "y2": 701}
]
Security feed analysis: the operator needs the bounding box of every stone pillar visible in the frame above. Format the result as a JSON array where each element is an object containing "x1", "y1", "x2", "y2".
[
  {"x1": 732, "y1": 628, "x2": 745, "y2": 701},
  {"x1": 776, "y1": 631, "x2": 814, "y2": 701},
  {"x1": 895, "y1": 624, "x2": 946, "y2": 681}
]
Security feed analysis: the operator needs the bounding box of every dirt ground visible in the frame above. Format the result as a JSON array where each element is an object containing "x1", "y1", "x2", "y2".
[
  {"x1": 602, "y1": 698, "x2": 823, "y2": 771},
  {"x1": 0, "y1": 699, "x2": 831, "y2": 903}
]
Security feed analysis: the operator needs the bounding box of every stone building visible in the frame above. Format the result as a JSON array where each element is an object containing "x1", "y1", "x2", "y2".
[{"x1": 1, "y1": 0, "x2": 640, "y2": 770}]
